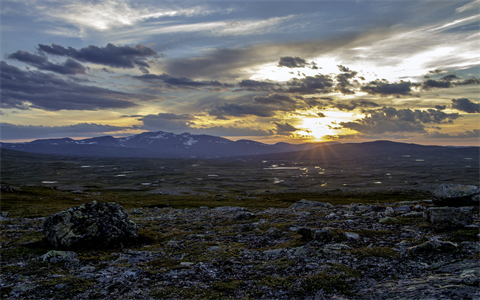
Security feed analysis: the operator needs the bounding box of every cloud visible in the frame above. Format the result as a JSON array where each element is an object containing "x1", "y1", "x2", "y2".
[
  {"x1": 278, "y1": 56, "x2": 308, "y2": 68},
  {"x1": 209, "y1": 103, "x2": 278, "y2": 118},
  {"x1": 236, "y1": 79, "x2": 280, "y2": 92},
  {"x1": 137, "y1": 113, "x2": 197, "y2": 132},
  {"x1": 132, "y1": 73, "x2": 231, "y2": 90},
  {"x1": 0, "y1": 122, "x2": 128, "y2": 140},
  {"x1": 360, "y1": 79, "x2": 417, "y2": 96},
  {"x1": 317, "y1": 112, "x2": 326, "y2": 118},
  {"x1": 0, "y1": 61, "x2": 144, "y2": 111},
  {"x1": 426, "y1": 129, "x2": 479, "y2": 139},
  {"x1": 7, "y1": 50, "x2": 87, "y2": 75},
  {"x1": 37, "y1": 43, "x2": 158, "y2": 70},
  {"x1": 334, "y1": 66, "x2": 358, "y2": 94},
  {"x1": 253, "y1": 93, "x2": 296, "y2": 105},
  {"x1": 339, "y1": 107, "x2": 460, "y2": 135},
  {"x1": 451, "y1": 98, "x2": 480, "y2": 113},
  {"x1": 273, "y1": 121, "x2": 300, "y2": 135},
  {"x1": 332, "y1": 100, "x2": 379, "y2": 111},
  {"x1": 286, "y1": 74, "x2": 334, "y2": 94}
]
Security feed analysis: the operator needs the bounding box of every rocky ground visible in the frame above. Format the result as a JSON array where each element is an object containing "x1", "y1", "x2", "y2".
[{"x1": 1, "y1": 190, "x2": 479, "y2": 299}]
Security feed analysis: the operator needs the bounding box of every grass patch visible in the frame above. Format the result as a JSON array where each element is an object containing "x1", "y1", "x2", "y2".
[{"x1": 349, "y1": 246, "x2": 399, "y2": 258}]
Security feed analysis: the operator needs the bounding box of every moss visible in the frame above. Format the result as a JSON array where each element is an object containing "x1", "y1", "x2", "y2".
[
  {"x1": 349, "y1": 246, "x2": 400, "y2": 258},
  {"x1": 444, "y1": 228, "x2": 480, "y2": 243}
]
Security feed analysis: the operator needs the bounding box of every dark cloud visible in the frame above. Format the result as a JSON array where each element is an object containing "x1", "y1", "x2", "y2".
[
  {"x1": 0, "y1": 122, "x2": 128, "y2": 140},
  {"x1": 237, "y1": 79, "x2": 280, "y2": 92},
  {"x1": 333, "y1": 100, "x2": 379, "y2": 111},
  {"x1": 452, "y1": 98, "x2": 480, "y2": 113},
  {"x1": 456, "y1": 77, "x2": 480, "y2": 86},
  {"x1": 0, "y1": 61, "x2": 143, "y2": 111},
  {"x1": 137, "y1": 113, "x2": 197, "y2": 132},
  {"x1": 133, "y1": 73, "x2": 230, "y2": 90},
  {"x1": 428, "y1": 69, "x2": 446, "y2": 74},
  {"x1": 37, "y1": 43, "x2": 158, "y2": 71},
  {"x1": 360, "y1": 79, "x2": 416, "y2": 96},
  {"x1": 439, "y1": 74, "x2": 460, "y2": 81},
  {"x1": 278, "y1": 56, "x2": 308, "y2": 68},
  {"x1": 339, "y1": 107, "x2": 460, "y2": 134},
  {"x1": 253, "y1": 93, "x2": 296, "y2": 105},
  {"x1": 273, "y1": 122, "x2": 300, "y2": 135},
  {"x1": 434, "y1": 105, "x2": 446, "y2": 110},
  {"x1": 286, "y1": 74, "x2": 334, "y2": 94},
  {"x1": 421, "y1": 79, "x2": 452, "y2": 89},
  {"x1": 421, "y1": 76, "x2": 479, "y2": 90},
  {"x1": 7, "y1": 50, "x2": 86, "y2": 75},
  {"x1": 425, "y1": 129, "x2": 479, "y2": 139},
  {"x1": 209, "y1": 103, "x2": 278, "y2": 118},
  {"x1": 303, "y1": 97, "x2": 329, "y2": 108},
  {"x1": 334, "y1": 66, "x2": 358, "y2": 94},
  {"x1": 317, "y1": 112, "x2": 326, "y2": 118}
]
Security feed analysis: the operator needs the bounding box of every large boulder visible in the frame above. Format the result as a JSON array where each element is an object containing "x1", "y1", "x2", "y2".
[
  {"x1": 433, "y1": 184, "x2": 480, "y2": 207},
  {"x1": 423, "y1": 206, "x2": 474, "y2": 231},
  {"x1": 43, "y1": 201, "x2": 138, "y2": 249}
]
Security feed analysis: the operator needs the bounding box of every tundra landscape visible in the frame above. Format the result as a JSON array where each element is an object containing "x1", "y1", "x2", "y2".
[
  {"x1": 1, "y1": 137, "x2": 479, "y2": 299},
  {"x1": 1, "y1": 0, "x2": 480, "y2": 299}
]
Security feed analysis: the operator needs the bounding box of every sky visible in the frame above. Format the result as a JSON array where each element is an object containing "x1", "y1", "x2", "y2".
[{"x1": 1, "y1": 0, "x2": 479, "y2": 146}]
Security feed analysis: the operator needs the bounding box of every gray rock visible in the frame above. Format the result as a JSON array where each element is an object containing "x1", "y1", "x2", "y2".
[
  {"x1": 234, "y1": 211, "x2": 255, "y2": 220},
  {"x1": 290, "y1": 199, "x2": 333, "y2": 209},
  {"x1": 214, "y1": 206, "x2": 244, "y2": 212},
  {"x1": 407, "y1": 239, "x2": 458, "y2": 255},
  {"x1": 379, "y1": 217, "x2": 398, "y2": 224},
  {"x1": 344, "y1": 232, "x2": 360, "y2": 241},
  {"x1": 393, "y1": 205, "x2": 411, "y2": 213},
  {"x1": 266, "y1": 227, "x2": 284, "y2": 237},
  {"x1": 41, "y1": 250, "x2": 79, "y2": 263},
  {"x1": 43, "y1": 201, "x2": 138, "y2": 249},
  {"x1": 423, "y1": 206, "x2": 474, "y2": 231},
  {"x1": 433, "y1": 183, "x2": 480, "y2": 206},
  {"x1": 384, "y1": 207, "x2": 394, "y2": 216},
  {"x1": 0, "y1": 211, "x2": 10, "y2": 220}
]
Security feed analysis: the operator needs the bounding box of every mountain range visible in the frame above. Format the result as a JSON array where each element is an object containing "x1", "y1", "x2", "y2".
[{"x1": 0, "y1": 131, "x2": 337, "y2": 158}]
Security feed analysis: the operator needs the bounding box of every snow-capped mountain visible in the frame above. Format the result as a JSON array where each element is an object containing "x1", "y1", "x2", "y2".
[{"x1": 0, "y1": 131, "x2": 334, "y2": 158}]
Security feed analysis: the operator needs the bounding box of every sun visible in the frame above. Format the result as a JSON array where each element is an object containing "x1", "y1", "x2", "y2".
[{"x1": 300, "y1": 117, "x2": 336, "y2": 140}]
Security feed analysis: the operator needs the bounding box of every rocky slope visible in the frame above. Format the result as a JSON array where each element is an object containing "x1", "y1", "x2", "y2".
[{"x1": 1, "y1": 191, "x2": 479, "y2": 299}]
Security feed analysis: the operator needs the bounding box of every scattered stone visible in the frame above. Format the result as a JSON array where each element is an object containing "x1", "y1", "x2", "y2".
[
  {"x1": 290, "y1": 199, "x2": 333, "y2": 209},
  {"x1": 344, "y1": 232, "x2": 360, "y2": 241},
  {"x1": 413, "y1": 204, "x2": 424, "y2": 212},
  {"x1": 401, "y1": 212, "x2": 423, "y2": 218},
  {"x1": 214, "y1": 206, "x2": 244, "y2": 212},
  {"x1": 0, "y1": 211, "x2": 10, "y2": 220},
  {"x1": 41, "y1": 250, "x2": 79, "y2": 263},
  {"x1": 407, "y1": 239, "x2": 458, "y2": 255},
  {"x1": 233, "y1": 211, "x2": 255, "y2": 220},
  {"x1": 42, "y1": 201, "x2": 138, "y2": 249},
  {"x1": 433, "y1": 183, "x2": 480, "y2": 206},
  {"x1": 423, "y1": 206, "x2": 474, "y2": 231},
  {"x1": 384, "y1": 207, "x2": 394, "y2": 216},
  {"x1": 1, "y1": 184, "x2": 15, "y2": 193},
  {"x1": 266, "y1": 227, "x2": 284, "y2": 237},
  {"x1": 393, "y1": 205, "x2": 411, "y2": 213},
  {"x1": 379, "y1": 216, "x2": 398, "y2": 224}
]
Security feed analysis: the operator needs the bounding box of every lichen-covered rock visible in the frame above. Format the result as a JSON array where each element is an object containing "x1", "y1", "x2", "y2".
[
  {"x1": 43, "y1": 201, "x2": 138, "y2": 249},
  {"x1": 433, "y1": 183, "x2": 480, "y2": 206},
  {"x1": 423, "y1": 206, "x2": 474, "y2": 231},
  {"x1": 406, "y1": 239, "x2": 458, "y2": 255},
  {"x1": 41, "y1": 250, "x2": 78, "y2": 263}
]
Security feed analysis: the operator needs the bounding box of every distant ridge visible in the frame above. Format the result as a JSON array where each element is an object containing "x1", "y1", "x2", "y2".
[{"x1": 0, "y1": 131, "x2": 338, "y2": 158}]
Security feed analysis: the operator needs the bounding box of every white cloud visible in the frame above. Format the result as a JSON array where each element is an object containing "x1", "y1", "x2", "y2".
[{"x1": 455, "y1": 0, "x2": 480, "y2": 13}]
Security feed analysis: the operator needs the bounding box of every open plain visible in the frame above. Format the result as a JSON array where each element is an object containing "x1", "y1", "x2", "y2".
[{"x1": 1, "y1": 144, "x2": 479, "y2": 299}]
